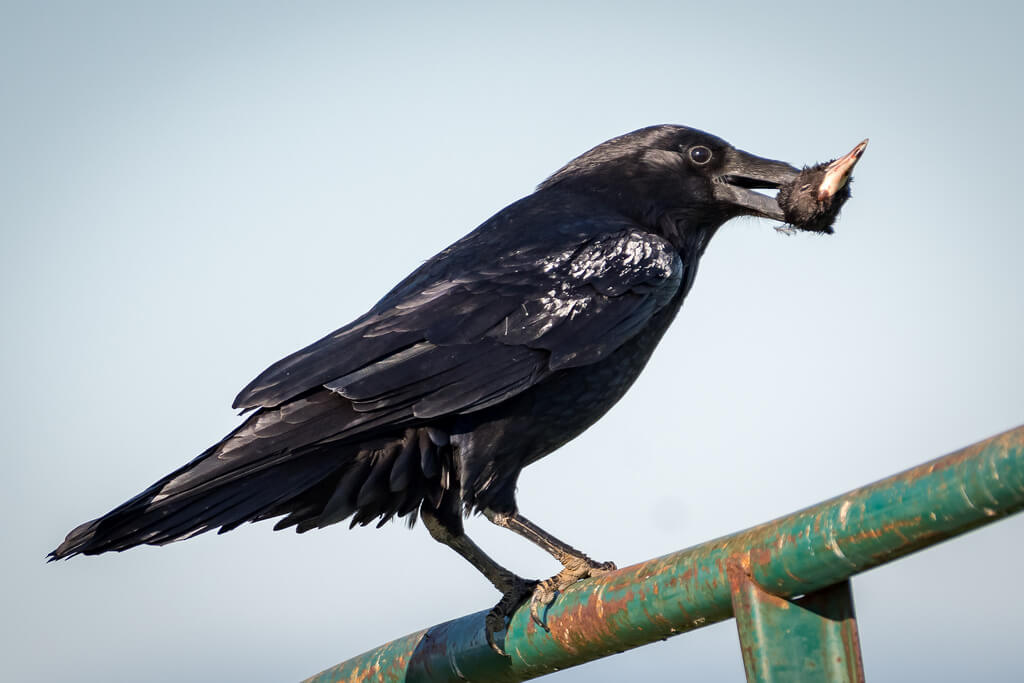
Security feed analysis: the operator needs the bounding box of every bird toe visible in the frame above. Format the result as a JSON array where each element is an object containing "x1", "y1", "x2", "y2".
[{"x1": 484, "y1": 576, "x2": 538, "y2": 656}]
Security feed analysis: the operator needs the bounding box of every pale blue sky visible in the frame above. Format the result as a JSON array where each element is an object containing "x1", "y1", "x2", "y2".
[{"x1": 3, "y1": 2, "x2": 1023, "y2": 681}]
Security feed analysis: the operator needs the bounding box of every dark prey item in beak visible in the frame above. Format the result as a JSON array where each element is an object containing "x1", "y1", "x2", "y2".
[{"x1": 777, "y1": 140, "x2": 868, "y2": 234}]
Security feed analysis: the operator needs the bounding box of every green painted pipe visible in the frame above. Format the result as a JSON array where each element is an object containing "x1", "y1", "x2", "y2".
[{"x1": 303, "y1": 425, "x2": 1024, "y2": 683}]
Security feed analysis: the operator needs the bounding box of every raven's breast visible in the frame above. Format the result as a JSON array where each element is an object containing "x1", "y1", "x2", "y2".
[{"x1": 451, "y1": 286, "x2": 689, "y2": 511}]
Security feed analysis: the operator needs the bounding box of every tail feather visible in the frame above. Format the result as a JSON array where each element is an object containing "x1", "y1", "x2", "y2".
[
  {"x1": 49, "y1": 450, "x2": 344, "y2": 559},
  {"x1": 49, "y1": 393, "x2": 455, "y2": 560}
]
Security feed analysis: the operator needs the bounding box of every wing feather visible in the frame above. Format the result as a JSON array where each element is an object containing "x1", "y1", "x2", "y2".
[{"x1": 233, "y1": 197, "x2": 683, "y2": 429}]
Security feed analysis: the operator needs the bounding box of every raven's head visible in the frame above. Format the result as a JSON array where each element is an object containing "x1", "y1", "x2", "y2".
[{"x1": 540, "y1": 125, "x2": 865, "y2": 248}]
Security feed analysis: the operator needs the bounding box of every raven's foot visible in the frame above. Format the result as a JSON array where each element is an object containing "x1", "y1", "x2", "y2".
[
  {"x1": 529, "y1": 556, "x2": 617, "y2": 630},
  {"x1": 485, "y1": 576, "x2": 538, "y2": 656}
]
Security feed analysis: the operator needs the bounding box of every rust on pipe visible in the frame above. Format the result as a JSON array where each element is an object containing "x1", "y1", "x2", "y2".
[{"x1": 303, "y1": 424, "x2": 1024, "y2": 683}]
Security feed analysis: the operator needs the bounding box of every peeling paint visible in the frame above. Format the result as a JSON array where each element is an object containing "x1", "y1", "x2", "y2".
[
  {"x1": 304, "y1": 425, "x2": 1024, "y2": 683},
  {"x1": 839, "y1": 500, "x2": 852, "y2": 526}
]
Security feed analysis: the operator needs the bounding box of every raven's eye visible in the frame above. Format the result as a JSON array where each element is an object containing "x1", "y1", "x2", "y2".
[{"x1": 689, "y1": 146, "x2": 712, "y2": 165}]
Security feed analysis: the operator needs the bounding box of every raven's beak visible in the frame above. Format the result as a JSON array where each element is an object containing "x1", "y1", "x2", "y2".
[
  {"x1": 712, "y1": 148, "x2": 800, "y2": 221},
  {"x1": 817, "y1": 139, "x2": 869, "y2": 200}
]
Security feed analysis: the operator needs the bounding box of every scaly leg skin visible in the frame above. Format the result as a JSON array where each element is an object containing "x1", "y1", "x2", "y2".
[
  {"x1": 420, "y1": 505, "x2": 535, "y2": 655},
  {"x1": 528, "y1": 555, "x2": 616, "y2": 627},
  {"x1": 484, "y1": 509, "x2": 617, "y2": 631}
]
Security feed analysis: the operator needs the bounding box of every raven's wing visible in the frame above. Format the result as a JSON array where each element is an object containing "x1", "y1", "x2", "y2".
[{"x1": 234, "y1": 221, "x2": 683, "y2": 424}]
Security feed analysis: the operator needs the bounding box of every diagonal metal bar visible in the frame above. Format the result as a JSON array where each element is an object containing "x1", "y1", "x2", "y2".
[{"x1": 303, "y1": 424, "x2": 1024, "y2": 683}]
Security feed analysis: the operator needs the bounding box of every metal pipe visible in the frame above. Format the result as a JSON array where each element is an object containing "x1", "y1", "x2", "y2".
[{"x1": 303, "y1": 424, "x2": 1024, "y2": 683}]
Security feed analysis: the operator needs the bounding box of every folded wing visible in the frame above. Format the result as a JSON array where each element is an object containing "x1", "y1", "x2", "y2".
[{"x1": 234, "y1": 224, "x2": 684, "y2": 426}]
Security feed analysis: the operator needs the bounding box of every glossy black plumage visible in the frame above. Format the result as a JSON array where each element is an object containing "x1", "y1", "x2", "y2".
[{"x1": 51, "y1": 125, "x2": 857, "y2": 562}]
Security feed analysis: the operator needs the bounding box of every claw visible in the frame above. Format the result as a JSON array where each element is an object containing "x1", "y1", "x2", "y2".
[
  {"x1": 483, "y1": 576, "x2": 537, "y2": 657},
  {"x1": 526, "y1": 558, "x2": 618, "y2": 631},
  {"x1": 529, "y1": 580, "x2": 556, "y2": 631},
  {"x1": 485, "y1": 610, "x2": 509, "y2": 655},
  {"x1": 482, "y1": 560, "x2": 618, "y2": 652}
]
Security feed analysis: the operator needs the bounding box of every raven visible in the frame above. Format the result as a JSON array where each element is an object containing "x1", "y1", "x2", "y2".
[{"x1": 51, "y1": 125, "x2": 863, "y2": 651}]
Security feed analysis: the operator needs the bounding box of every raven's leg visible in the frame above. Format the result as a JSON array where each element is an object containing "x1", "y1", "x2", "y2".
[
  {"x1": 483, "y1": 509, "x2": 616, "y2": 629},
  {"x1": 420, "y1": 501, "x2": 535, "y2": 654}
]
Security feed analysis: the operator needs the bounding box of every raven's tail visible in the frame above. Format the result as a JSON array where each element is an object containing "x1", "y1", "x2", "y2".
[
  {"x1": 48, "y1": 390, "x2": 449, "y2": 560},
  {"x1": 48, "y1": 449, "x2": 343, "y2": 560}
]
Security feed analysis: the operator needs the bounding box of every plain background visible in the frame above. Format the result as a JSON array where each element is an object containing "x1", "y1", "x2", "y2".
[{"x1": 4, "y1": 2, "x2": 1023, "y2": 681}]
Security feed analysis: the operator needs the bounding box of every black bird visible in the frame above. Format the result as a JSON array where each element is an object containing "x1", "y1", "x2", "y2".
[
  {"x1": 778, "y1": 139, "x2": 867, "y2": 233},
  {"x1": 51, "y1": 125, "x2": 863, "y2": 651}
]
